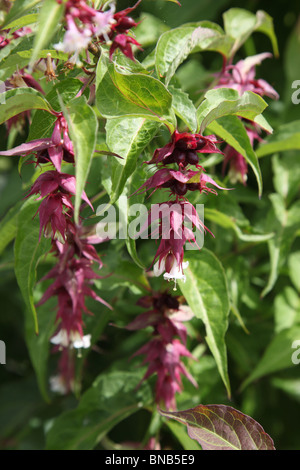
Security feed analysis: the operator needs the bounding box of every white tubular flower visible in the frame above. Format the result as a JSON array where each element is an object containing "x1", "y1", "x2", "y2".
[
  {"x1": 93, "y1": 4, "x2": 116, "y2": 39},
  {"x1": 163, "y1": 260, "x2": 189, "y2": 283},
  {"x1": 50, "y1": 329, "x2": 91, "y2": 350},
  {"x1": 54, "y1": 18, "x2": 92, "y2": 58},
  {"x1": 153, "y1": 255, "x2": 189, "y2": 288}
]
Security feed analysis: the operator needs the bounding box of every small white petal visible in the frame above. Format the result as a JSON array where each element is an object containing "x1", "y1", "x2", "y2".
[
  {"x1": 72, "y1": 333, "x2": 91, "y2": 350},
  {"x1": 93, "y1": 6, "x2": 115, "y2": 37},
  {"x1": 153, "y1": 259, "x2": 166, "y2": 277},
  {"x1": 163, "y1": 260, "x2": 189, "y2": 282},
  {"x1": 50, "y1": 329, "x2": 69, "y2": 347},
  {"x1": 54, "y1": 23, "x2": 92, "y2": 55}
]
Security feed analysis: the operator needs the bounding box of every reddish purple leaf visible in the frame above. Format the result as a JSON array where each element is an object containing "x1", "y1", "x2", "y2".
[{"x1": 159, "y1": 404, "x2": 275, "y2": 450}]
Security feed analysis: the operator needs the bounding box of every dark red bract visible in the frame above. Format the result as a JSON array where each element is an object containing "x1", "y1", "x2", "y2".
[{"x1": 147, "y1": 130, "x2": 222, "y2": 166}]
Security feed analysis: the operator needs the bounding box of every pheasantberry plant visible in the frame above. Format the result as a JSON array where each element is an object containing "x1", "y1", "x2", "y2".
[{"x1": 0, "y1": 0, "x2": 299, "y2": 451}]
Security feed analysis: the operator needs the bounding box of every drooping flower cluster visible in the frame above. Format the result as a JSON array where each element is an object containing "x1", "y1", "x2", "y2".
[
  {"x1": 0, "y1": 112, "x2": 111, "y2": 394},
  {"x1": 134, "y1": 130, "x2": 228, "y2": 285},
  {"x1": 216, "y1": 53, "x2": 279, "y2": 184},
  {"x1": 55, "y1": 0, "x2": 142, "y2": 63},
  {"x1": 126, "y1": 291, "x2": 197, "y2": 410},
  {"x1": 0, "y1": 113, "x2": 75, "y2": 172},
  {"x1": 216, "y1": 52, "x2": 279, "y2": 100}
]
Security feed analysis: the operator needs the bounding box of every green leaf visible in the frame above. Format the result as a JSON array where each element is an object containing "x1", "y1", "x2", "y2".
[
  {"x1": 14, "y1": 199, "x2": 51, "y2": 335},
  {"x1": 272, "y1": 153, "x2": 300, "y2": 205},
  {"x1": 197, "y1": 88, "x2": 269, "y2": 134},
  {"x1": 261, "y1": 195, "x2": 300, "y2": 297},
  {"x1": 0, "y1": 35, "x2": 25, "y2": 63},
  {"x1": 272, "y1": 378, "x2": 300, "y2": 403},
  {"x1": 116, "y1": 165, "x2": 151, "y2": 270},
  {"x1": 257, "y1": 121, "x2": 300, "y2": 158},
  {"x1": 61, "y1": 96, "x2": 98, "y2": 224},
  {"x1": 274, "y1": 287, "x2": 300, "y2": 333},
  {"x1": 25, "y1": 296, "x2": 57, "y2": 402},
  {"x1": 178, "y1": 249, "x2": 231, "y2": 396},
  {"x1": 105, "y1": 117, "x2": 160, "y2": 204},
  {"x1": 207, "y1": 115, "x2": 263, "y2": 197},
  {"x1": 0, "y1": 88, "x2": 53, "y2": 125},
  {"x1": 29, "y1": 0, "x2": 65, "y2": 69},
  {"x1": 0, "y1": 200, "x2": 23, "y2": 255},
  {"x1": 45, "y1": 371, "x2": 152, "y2": 450},
  {"x1": 205, "y1": 208, "x2": 274, "y2": 243},
  {"x1": 96, "y1": 59, "x2": 175, "y2": 130},
  {"x1": 4, "y1": 13, "x2": 38, "y2": 30},
  {"x1": 1, "y1": 0, "x2": 41, "y2": 27},
  {"x1": 0, "y1": 47, "x2": 68, "y2": 82},
  {"x1": 241, "y1": 326, "x2": 300, "y2": 390},
  {"x1": 96, "y1": 259, "x2": 149, "y2": 292},
  {"x1": 160, "y1": 404, "x2": 275, "y2": 450},
  {"x1": 155, "y1": 24, "x2": 233, "y2": 84},
  {"x1": 223, "y1": 8, "x2": 278, "y2": 57},
  {"x1": 0, "y1": 377, "x2": 44, "y2": 439},
  {"x1": 28, "y1": 78, "x2": 83, "y2": 141},
  {"x1": 288, "y1": 251, "x2": 300, "y2": 292},
  {"x1": 253, "y1": 114, "x2": 273, "y2": 134},
  {"x1": 285, "y1": 24, "x2": 300, "y2": 83},
  {"x1": 254, "y1": 10, "x2": 279, "y2": 58},
  {"x1": 169, "y1": 85, "x2": 198, "y2": 133}
]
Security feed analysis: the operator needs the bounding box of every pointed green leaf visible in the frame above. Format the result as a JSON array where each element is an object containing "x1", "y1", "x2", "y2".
[
  {"x1": 62, "y1": 96, "x2": 98, "y2": 223},
  {"x1": 223, "y1": 8, "x2": 278, "y2": 57},
  {"x1": 205, "y1": 208, "x2": 274, "y2": 243},
  {"x1": 29, "y1": 0, "x2": 65, "y2": 69},
  {"x1": 272, "y1": 153, "x2": 300, "y2": 205},
  {"x1": 274, "y1": 287, "x2": 300, "y2": 333},
  {"x1": 261, "y1": 195, "x2": 300, "y2": 297},
  {"x1": 197, "y1": 88, "x2": 269, "y2": 134},
  {"x1": 0, "y1": 88, "x2": 53, "y2": 125},
  {"x1": 2, "y1": 0, "x2": 41, "y2": 27},
  {"x1": 25, "y1": 297, "x2": 57, "y2": 402},
  {"x1": 272, "y1": 378, "x2": 300, "y2": 402},
  {"x1": 178, "y1": 249, "x2": 230, "y2": 396},
  {"x1": 14, "y1": 199, "x2": 51, "y2": 335},
  {"x1": 96, "y1": 59, "x2": 175, "y2": 131},
  {"x1": 254, "y1": 10, "x2": 279, "y2": 58},
  {"x1": 155, "y1": 24, "x2": 233, "y2": 84},
  {"x1": 105, "y1": 117, "x2": 160, "y2": 204},
  {"x1": 169, "y1": 85, "x2": 198, "y2": 133},
  {"x1": 241, "y1": 326, "x2": 300, "y2": 390},
  {"x1": 46, "y1": 371, "x2": 152, "y2": 450},
  {"x1": 288, "y1": 251, "x2": 300, "y2": 292},
  {"x1": 0, "y1": 47, "x2": 67, "y2": 82},
  {"x1": 116, "y1": 164, "x2": 151, "y2": 270},
  {"x1": 0, "y1": 201, "x2": 23, "y2": 255},
  {"x1": 257, "y1": 120, "x2": 300, "y2": 158},
  {"x1": 207, "y1": 115, "x2": 263, "y2": 197},
  {"x1": 28, "y1": 78, "x2": 83, "y2": 141},
  {"x1": 4, "y1": 13, "x2": 39, "y2": 30}
]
